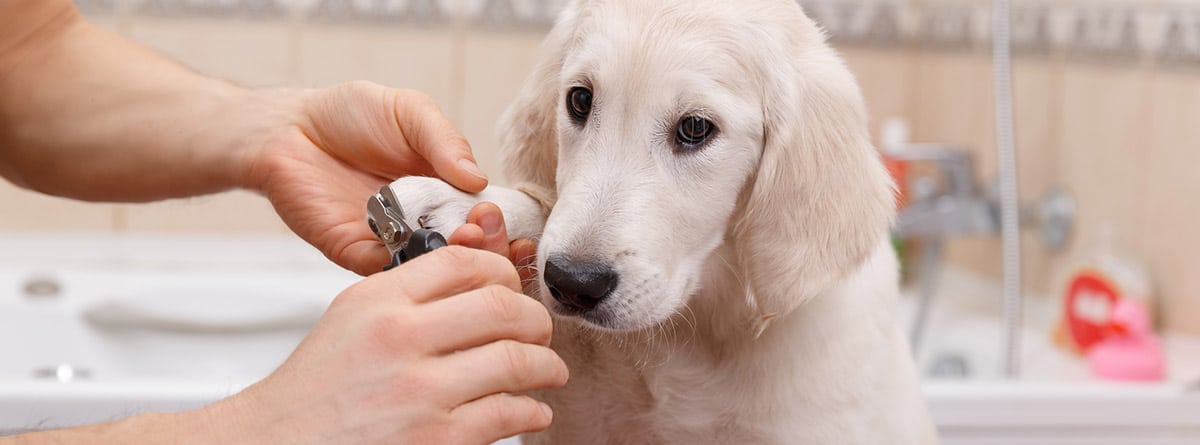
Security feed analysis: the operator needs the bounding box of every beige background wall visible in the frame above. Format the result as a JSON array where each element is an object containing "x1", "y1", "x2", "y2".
[
  {"x1": 844, "y1": 45, "x2": 1200, "y2": 335},
  {"x1": 2, "y1": 0, "x2": 1198, "y2": 334}
]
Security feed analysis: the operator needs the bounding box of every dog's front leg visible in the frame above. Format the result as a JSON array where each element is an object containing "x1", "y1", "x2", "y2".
[{"x1": 385, "y1": 176, "x2": 548, "y2": 245}]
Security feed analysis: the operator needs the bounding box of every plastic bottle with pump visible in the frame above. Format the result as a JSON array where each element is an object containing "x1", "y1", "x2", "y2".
[{"x1": 1054, "y1": 224, "x2": 1163, "y2": 380}]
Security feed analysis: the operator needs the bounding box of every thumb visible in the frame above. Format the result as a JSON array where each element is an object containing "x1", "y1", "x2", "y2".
[{"x1": 389, "y1": 89, "x2": 489, "y2": 193}]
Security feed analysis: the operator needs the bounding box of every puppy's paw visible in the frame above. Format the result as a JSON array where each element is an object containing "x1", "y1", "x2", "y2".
[
  {"x1": 386, "y1": 176, "x2": 548, "y2": 242},
  {"x1": 386, "y1": 176, "x2": 480, "y2": 239}
]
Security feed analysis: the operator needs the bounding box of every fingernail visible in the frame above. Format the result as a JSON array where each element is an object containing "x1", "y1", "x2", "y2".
[
  {"x1": 479, "y1": 212, "x2": 502, "y2": 236},
  {"x1": 457, "y1": 158, "x2": 487, "y2": 181},
  {"x1": 539, "y1": 402, "x2": 554, "y2": 421}
]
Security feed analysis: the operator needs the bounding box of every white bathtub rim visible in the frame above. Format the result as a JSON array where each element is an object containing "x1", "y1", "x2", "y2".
[{"x1": 926, "y1": 380, "x2": 1200, "y2": 428}]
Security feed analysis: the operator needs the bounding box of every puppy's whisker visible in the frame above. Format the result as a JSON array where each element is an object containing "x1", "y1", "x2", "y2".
[
  {"x1": 515, "y1": 252, "x2": 539, "y2": 263},
  {"x1": 676, "y1": 305, "x2": 698, "y2": 349}
]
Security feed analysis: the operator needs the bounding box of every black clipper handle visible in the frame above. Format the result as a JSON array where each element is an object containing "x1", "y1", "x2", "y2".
[{"x1": 383, "y1": 229, "x2": 448, "y2": 271}]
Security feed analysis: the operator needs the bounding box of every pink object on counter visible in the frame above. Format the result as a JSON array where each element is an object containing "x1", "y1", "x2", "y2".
[{"x1": 1088, "y1": 300, "x2": 1166, "y2": 381}]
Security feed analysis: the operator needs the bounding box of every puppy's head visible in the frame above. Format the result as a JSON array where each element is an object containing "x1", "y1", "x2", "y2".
[{"x1": 500, "y1": 0, "x2": 894, "y2": 331}]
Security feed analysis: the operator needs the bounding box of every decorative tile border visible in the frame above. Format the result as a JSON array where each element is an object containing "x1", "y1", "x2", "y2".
[
  {"x1": 465, "y1": 0, "x2": 564, "y2": 30},
  {"x1": 801, "y1": 1, "x2": 1200, "y2": 66},
  {"x1": 73, "y1": 0, "x2": 1200, "y2": 67},
  {"x1": 80, "y1": 0, "x2": 565, "y2": 27},
  {"x1": 303, "y1": 0, "x2": 451, "y2": 26},
  {"x1": 804, "y1": 1, "x2": 908, "y2": 47},
  {"x1": 1160, "y1": 11, "x2": 1200, "y2": 66},
  {"x1": 130, "y1": 0, "x2": 291, "y2": 19}
]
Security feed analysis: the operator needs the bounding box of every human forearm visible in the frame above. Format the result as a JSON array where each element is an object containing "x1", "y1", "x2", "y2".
[
  {"x1": 0, "y1": 1, "x2": 497, "y2": 275},
  {"x1": 0, "y1": 408, "x2": 231, "y2": 445},
  {"x1": 0, "y1": 0, "x2": 286, "y2": 202}
]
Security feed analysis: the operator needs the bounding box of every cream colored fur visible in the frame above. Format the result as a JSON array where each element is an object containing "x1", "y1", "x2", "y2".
[{"x1": 389, "y1": 0, "x2": 936, "y2": 442}]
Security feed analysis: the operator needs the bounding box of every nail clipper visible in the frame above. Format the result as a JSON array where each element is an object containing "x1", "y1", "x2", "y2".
[{"x1": 367, "y1": 185, "x2": 447, "y2": 271}]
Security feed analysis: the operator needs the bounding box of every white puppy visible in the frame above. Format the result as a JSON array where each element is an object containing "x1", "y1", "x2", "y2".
[{"x1": 390, "y1": 0, "x2": 936, "y2": 442}]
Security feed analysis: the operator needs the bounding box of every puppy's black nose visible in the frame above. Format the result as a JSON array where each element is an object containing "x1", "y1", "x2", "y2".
[{"x1": 543, "y1": 257, "x2": 617, "y2": 312}]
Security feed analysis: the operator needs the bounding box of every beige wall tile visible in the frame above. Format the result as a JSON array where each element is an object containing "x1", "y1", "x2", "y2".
[
  {"x1": 910, "y1": 51, "x2": 996, "y2": 171},
  {"x1": 1144, "y1": 71, "x2": 1200, "y2": 335},
  {"x1": 458, "y1": 30, "x2": 546, "y2": 184},
  {"x1": 122, "y1": 190, "x2": 288, "y2": 233},
  {"x1": 0, "y1": 181, "x2": 119, "y2": 231},
  {"x1": 126, "y1": 18, "x2": 293, "y2": 87},
  {"x1": 1011, "y1": 58, "x2": 1063, "y2": 215},
  {"x1": 1053, "y1": 62, "x2": 1154, "y2": 266},
  {"x1": 841, "y1": 47, "x2": 918, "y2": 138},
  {"x1": 1011, "y1": 57, "x2": 1065, "y2": 294},
  {"x1": 297, "y1": 24, "x2": 457, "y2": 111}
]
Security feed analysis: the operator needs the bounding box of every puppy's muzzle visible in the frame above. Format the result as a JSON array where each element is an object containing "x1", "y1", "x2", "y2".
[{"x1": 543, "y1": 256, "x2": 618, "y2": 312}]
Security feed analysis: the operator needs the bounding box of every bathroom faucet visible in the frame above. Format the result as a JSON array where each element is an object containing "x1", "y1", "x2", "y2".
[
  {"x1": 891, "y1": 144, "x2": 999, "y2": 239},
  {"x1": 888, "y1": 143, "x2": 1074, "y2": 362},
  {"x1": 888, "y1": 144, "x2": 999, "y2": 358}
]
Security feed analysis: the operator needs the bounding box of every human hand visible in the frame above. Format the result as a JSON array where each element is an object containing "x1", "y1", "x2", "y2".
[
  {"x1": 195, "y1": 246, "x2": 566, "y2": 444},
  {"x1": 0, "y1": 204, "x2": 549, "y2": 444},
  {"x1": 241, "y1": 81, "x2": 498, "y2": 275},
  {"x1": 448, "y1": 202, "x2": 540, "y2": 287}
]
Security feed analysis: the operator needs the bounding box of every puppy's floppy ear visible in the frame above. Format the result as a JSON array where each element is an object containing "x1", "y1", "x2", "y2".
[
  {"x1": 497, "y1": 5, "x2": 581, "y2": 204},
  {"x1": 733, "y1": 13, "x2": 896, "y2": 330}
]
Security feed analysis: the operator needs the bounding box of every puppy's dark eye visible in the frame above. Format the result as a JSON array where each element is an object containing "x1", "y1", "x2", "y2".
[
  {"x1": 676, "y1": 116, "x2": 715, "y2": 148},
  {"x1": 567, "y1": 87, "x2": 592, "y2": 123}
]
